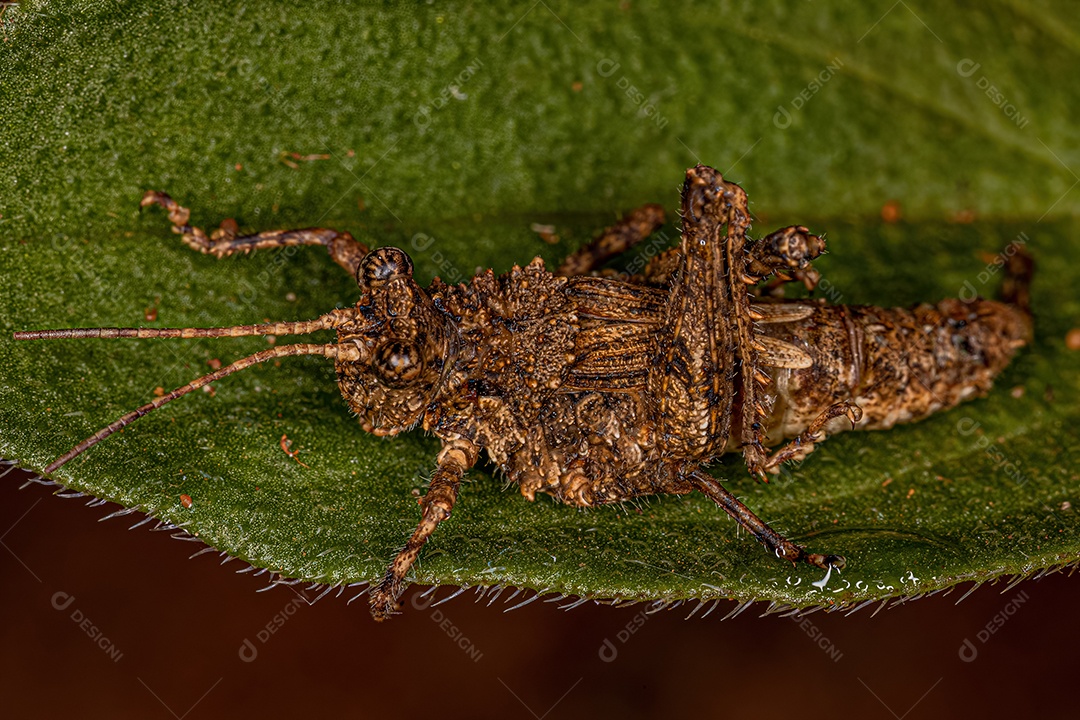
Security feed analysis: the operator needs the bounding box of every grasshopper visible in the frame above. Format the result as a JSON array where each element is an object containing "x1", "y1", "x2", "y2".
[{"x1": 15, "y1": 165, "x2": 1033, "y2": 619}]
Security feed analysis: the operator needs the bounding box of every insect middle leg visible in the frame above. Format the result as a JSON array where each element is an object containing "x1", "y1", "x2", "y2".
[
  {"x1": 554, "y1": 204, "x2": 665, "y2": 277},
  {"x1": 369, "y1": 438, "x2": 479, "y2": 620},
  {"x1": 754, "y1": 400, "x2": 863, "y2": 477},
  {"x1": 141, "y1": 191, "x2": 370, "y2": 277}
]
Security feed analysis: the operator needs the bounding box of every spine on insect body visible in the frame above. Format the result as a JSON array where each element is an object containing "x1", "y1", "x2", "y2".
[{"x1": 759, "y1": 295, "x2": 1032, "y2": 442}]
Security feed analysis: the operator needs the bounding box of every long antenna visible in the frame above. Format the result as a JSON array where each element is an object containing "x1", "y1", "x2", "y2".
[
  {"x1": 14, "y1": 308, "x2": 361, "y2": 473},
  {"x1": 35, "y1": 343, "x2": 362, "y2": 473},
  {"x1": 13, "y1": 308, "x2": 351, "y2": 341}
]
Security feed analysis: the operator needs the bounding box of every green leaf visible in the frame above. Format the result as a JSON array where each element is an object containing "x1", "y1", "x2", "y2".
[{"x1": 2, "y1": 0, "x2": 1078, "y2": 611}]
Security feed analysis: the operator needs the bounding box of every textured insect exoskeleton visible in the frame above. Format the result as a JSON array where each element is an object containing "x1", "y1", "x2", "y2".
[{"x1": 15, "y1": 166, "x2": 1032, "y2": 619}]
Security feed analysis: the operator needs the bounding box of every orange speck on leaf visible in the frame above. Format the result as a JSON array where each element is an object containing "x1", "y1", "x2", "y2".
[{"x1": 881, "y1": 200, "x2": 902, "y2": 223}]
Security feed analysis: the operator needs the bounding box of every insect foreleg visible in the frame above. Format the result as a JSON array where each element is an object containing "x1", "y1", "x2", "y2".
[
  {"x1": 141, "y1": 191, "x2": 370, "y2": 278},
  {"x1": 369, "y1": 438, "x2": 479, "y2": 621}
]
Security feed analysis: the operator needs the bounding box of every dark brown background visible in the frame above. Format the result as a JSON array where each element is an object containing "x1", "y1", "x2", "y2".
[{"x1": 0, "y1": 464, "x2": 1072, "y2": 719}]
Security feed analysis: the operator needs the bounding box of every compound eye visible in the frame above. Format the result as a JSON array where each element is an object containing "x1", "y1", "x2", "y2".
[
  {"x1": 357, "y1": 247, "x2": 414, "y2": 288},
  {"x1": 373, "y1": 342, "x2": 424, "y2": 386}
]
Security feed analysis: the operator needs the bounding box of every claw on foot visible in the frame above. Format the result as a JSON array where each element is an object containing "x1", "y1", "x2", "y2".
[
  {"x1": 369, "y1": 575, "x2": 403, "y2": 622},
  {"x1": 803, "y1": 552, "x2": 846, "y2": 571},
  {"x1": 140, "y1": 189, "x2": 190, "y2": 227}
]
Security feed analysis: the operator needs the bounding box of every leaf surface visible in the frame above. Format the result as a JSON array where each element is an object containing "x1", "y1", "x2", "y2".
[{"x1": 2, "y1": 0, "x2": 1078, "y2": 609}]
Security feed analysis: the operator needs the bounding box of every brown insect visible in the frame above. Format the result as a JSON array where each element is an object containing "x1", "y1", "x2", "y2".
[{"x1": 14, "y1": 165, "x2": 1033, "y2": 620}]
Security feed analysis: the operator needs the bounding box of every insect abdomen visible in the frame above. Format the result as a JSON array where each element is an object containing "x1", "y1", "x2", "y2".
[{"x1": 763, "y1": 298, "x2": 1032, "y2": 441}]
